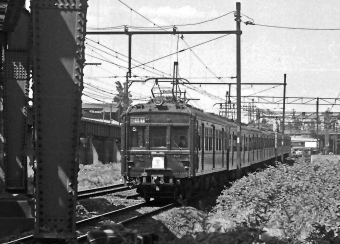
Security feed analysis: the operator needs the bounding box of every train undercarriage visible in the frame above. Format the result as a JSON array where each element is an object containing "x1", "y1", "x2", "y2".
[{"x1": 125, "y1": 154, "x2": 289, "y2": 203}]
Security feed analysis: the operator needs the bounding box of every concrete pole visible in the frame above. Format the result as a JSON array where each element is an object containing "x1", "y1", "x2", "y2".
[
  {"x1": 236, "y1": 2, "x2": 242, "y2": 175},
  {"x1": 316, "y1": 98, "x2": 319, "y2": 152},
  {"x1": 281, "y1": 74, "x2": 286, "y2": 162}
]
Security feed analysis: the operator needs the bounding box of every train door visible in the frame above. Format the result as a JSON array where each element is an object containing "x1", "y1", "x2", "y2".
[
  {"x1": 201, "y1": 123, "x2": 204, "y2": 171},
  {"x1": 256, "y1": 134, "x2": 259, "y2": 161},
  {"x1": 212, "y1": 125, "x2": 215, "y2": 169},
  {"x1": 222, "y1": 128, "x2": 225, "y2": 168},
  {"x1": 252, "y1": 134, "x2": 255, "y2": 162},
  {"x1": 242, "y1": 134, "x2": 245, "y2": 166},
  {"x1": 248, "y1": 135, "x2": 251, "y2": 164},
  {"x1": 232, "y1": 132, "x2": 235, "y2": 167},
  {"x1": 226, "y1": 127, "x2": 229, "y2": 170}
]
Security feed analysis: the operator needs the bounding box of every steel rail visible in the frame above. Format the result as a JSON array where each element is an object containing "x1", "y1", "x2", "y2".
[
  {"x1": 78, "y1": 185, "x2": 130, "y2": 199},
  {"x1": 76, "y1": 202, "x2": 179, "y2": 242},
  {"x1": 3, "y1": 202, "x2": 148, "y2": 244},
  {"x1": 78, "y1": 183, "x2": 124, "y2": 194}
]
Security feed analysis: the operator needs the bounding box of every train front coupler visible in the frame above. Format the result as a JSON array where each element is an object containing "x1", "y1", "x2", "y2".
[{"x1": 123, "y1": 173, "x2": 139, "y2": 188}]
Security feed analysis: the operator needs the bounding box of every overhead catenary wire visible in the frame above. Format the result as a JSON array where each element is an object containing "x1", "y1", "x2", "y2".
[
  {"x1": 87, "y1": 53, "x2": 127, "y2": 70},
  {"x1": 84, "y1": 82, "x2": 118, "y2": 96},
  {"x1": 87, "y1": 44, "x2": 167, "y2": 77},
  {"x1": 82, "y1": 93, "x2": 107, "y2": 103},
  {"x1": 117, "y1": 0, "x2": 234, "y2": 91},
  {"x1": 87, "y1": 11, "x2": 234, "y2": 30},
  {"x1": 83, "y1": 90, "x2": 114, "y2": 100},
  {"x1": 86, "y1": 38, "x2": 171, "y2": 77},
  {"x1": 132, "y1": 34, "x2": 230, "y2": 70},
  {"x1": 241, "y1": 13, "x2": 340, "y2": 31}
]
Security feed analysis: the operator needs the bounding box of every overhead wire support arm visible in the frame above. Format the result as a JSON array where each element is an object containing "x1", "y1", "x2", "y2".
[{"x1": 86, "y1": 30, "x2": 242, "y2": 35}]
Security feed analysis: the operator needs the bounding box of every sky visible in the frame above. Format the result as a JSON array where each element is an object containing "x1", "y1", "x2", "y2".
[{"x1": 83, "y1": 0, "x2": 340, "y2": 121}]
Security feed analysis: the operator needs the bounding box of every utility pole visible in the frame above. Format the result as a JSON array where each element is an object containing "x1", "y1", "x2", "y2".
[
  {"x1": 110, "y1": 103, "x2": 112, "y2": 124},
  {"x1": 325, "y1": 109, "x2": 330, "y2": 154},
  {"x1": 316, "y1": 97, "x2": 319, "y2": 152},
  {"x1": 225, "y1": 91, "x2": 228, "y2": 118},
  {"x1": 236, "y1": 2, "x2": 242, "y2": 175},
  {"x1": 228, "y1": 84, "x2": 231, "y2": 118},
  {"x1": 281, "y1": 74, "x2": 286, "y2": 162},
  {"x1": 124, "y1": 72, "x2": 129, "y2": 111},
  {"x1": 336, "y1": 123, "x2": 338, "y2": 154}
]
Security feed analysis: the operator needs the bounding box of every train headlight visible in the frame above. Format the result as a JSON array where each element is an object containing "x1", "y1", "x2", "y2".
[
  {"x1": 176, "y1": 179, "x2": 181, "y2": 185},
  {"x1": 127, "y1": 161, "x2": 135, "y2": 169}
]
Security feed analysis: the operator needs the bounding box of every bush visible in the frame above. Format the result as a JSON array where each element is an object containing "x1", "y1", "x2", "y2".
[
  {"x1": 78, "y1": 162, "x2": 121, "y2": 190},
  {"x1": 211, "y1": 159, "x2": 340, "y2": 242}
]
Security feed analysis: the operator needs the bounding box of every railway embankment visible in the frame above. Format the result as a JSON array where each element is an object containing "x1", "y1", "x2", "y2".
[
  {"x1": 200, "y1": 155, "x2": 340, "y2": 243},
  {"x1": 76, "y1": 158, "x2": 340, "y2": 243}
]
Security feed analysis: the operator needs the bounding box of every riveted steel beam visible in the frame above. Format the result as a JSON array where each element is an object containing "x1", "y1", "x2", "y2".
[
  {"x1": 3, "y1": 9, "x2": 30, "y2": 193},
  {"x1": 32, "y1": 0, "x2": 88, "y2": 240},
  {"x1": 2, "y1": 0, "x2": 26, "y2": 32}
]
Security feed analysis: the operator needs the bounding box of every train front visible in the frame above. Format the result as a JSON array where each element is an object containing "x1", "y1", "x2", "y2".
[{"x1": 121, "y1": 98, "x2": 196, "y2": 201}]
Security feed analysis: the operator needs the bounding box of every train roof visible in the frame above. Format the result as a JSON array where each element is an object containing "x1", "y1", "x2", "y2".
[{"x1": 127, "y1": 98, "x2": 289, "y2": 137}]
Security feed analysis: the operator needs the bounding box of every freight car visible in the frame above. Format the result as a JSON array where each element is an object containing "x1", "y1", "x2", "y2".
[{"x1": 121, "y1": 96, "x2": 291, "y2": 202}]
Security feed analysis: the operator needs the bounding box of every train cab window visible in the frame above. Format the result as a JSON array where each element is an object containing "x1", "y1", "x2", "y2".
[
  {"x1": 150, "y1": 126, "x2": 167, "y2": 148},
  {"x1": 130, "y1": 126, "x2": 146, "y2": 149},
  {"x1": 171, "y1": 126, "x2": 188, "y2": 149}
]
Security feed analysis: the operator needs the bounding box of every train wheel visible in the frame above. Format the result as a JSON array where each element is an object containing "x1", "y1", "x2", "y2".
[
  {"x1": 144, "y1": 197, "x2": 151, "y2": 203},
  {"x1": 204, "y1": 175, "x2": 210, "y2": 191},
  {"x1": 236, "y1": 167, "x2": 241, "y2": 179},
  {"x1": 211, "y1": 175, "x2": 217, "y2": 188},
  {"x1": 217, "y1": 173, "x2": 224, "y2": 187}
]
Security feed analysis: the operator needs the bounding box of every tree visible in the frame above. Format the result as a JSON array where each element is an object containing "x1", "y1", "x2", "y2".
[{"x1": 113, "y1": 81, "x2": 132, "y2": 111}]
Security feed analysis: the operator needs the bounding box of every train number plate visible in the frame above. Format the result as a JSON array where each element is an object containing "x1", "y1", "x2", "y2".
[{"x1": 152, "y1": 157, "x2": 164, "y2": 168}]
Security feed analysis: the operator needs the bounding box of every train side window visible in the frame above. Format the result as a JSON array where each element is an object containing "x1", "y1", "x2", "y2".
[
  {"x1": 129, "y1": 126, "x2": 146, "y2": 149},
  {"x1": 233, "y1": 134, "x2": 237, "y2": 151},
  {"x1": 205, "y1": 128, "x2": 208, "y2": 151},
  {"x1": 219, "y1": 131, "x2": 222, "y2": 151},
  {"x1": 197, "y1": 127, "x2": 201, "y2": 151},
  {"x1": 208, "y1": 129, "x2": 212, "y2": 151},
  {"x1": 217, "y1": 131, "x2": 221, "y2": 151},
  {"x1": 215, "y1": 131, "x2": 219, "y2": 151},
  {"x1": 244, "y1": 135, "x2": 247, "y2": 151},
  {"x1": 249, "y1": 136, "x2": 252, "y2": 151}
]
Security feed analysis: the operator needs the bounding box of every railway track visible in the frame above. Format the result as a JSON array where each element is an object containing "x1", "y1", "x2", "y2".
[
  {"x1": 77, "y1": 183, "x2": 130, "y2": 199},
  {"x1": 4, "y1": 201, "x2": 178, "y2": 244}
]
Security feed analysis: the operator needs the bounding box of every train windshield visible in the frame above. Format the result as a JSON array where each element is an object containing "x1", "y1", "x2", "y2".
[
  {"x1": 129, "y1": 126, "x2": 189, "y2": 150},
  {"x1": 150, "y1": 127, "x2": 167, "y2": 149},
  {"x1": 171, "y1": 126, "x2": 188, "y2": 149}
]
